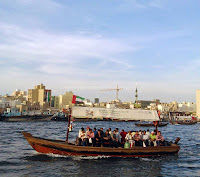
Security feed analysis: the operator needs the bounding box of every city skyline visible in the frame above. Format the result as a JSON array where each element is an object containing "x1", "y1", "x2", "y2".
[
  {"x1": 0, "y1": 0, "x2": 200, "y2": 102},
  {"x1": 0, "y1": 83, "x2": 197, "y2": 104}
]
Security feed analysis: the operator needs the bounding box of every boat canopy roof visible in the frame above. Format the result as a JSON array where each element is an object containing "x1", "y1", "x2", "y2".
[{"x1": 72, "y1": 107, "x2": 160, "y2": 121}]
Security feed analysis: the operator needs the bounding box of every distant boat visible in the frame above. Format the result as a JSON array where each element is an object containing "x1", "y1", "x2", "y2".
[
  {"x1": 51, "y1": 112, "x2": 68, "y2": 121},
  {"x1": 0, "y1": 114, "x2": 53, "y2": 122},
  {"x1": 176, "y1": 121, "x2": 197, "y2": 125}
]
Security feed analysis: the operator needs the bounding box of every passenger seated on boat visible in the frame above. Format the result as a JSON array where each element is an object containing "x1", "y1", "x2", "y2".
[
  {"x1": 125, "y1": 131, "x2": 134, "y2": 147},
  {"x1": 86, "y1": 127, "x2": 90, "y2": 134},
  {"x1": 141, "y1": 130, "x2": 149, "y2": 147},
  {"x1": 103, "y1": 130, "x2": 112, "y2": 147},
  {"x1": 108, "y1": 128, "x2": 113, "y2": 138},
  {"x1": 86, "y1": 129, "x2": 94, "y2": 146},
  {"x1": 139, "y1": 130, "x2": 142, "y2": 135},
  {"x1": 156, "y1": 131, "x2": 167, "y2": 146},
  {"x1": 78, "y1": 130, "x2": 86, "y2": 146},
  {"x1": 149, "y1": 131, "x2": 156, "y2": 146},
  {"x1": 93, "y1": 130, "x2": 103, "y2": 147},
  {"x1": 100, "y1": 128, "x2": 104, "y2": 136},
  {"x1": 115, "y1": 128, "x2": 122, "y2": 144},
  {"x1": 133, "y1": 131, "x2": 143, "y2": 147},
  {"x1": 146, "y1": 129, "x2": 150, "y2": 136},
  {"x1": 77, "y1": 128, "x2": 84, "y2": 146},
  {"x1": 112, "y1": 130, "x2": 121, "y2": 148},
  {"x1": 78, "y1": 127, "x2": 84, "y2": 137},
  {"x1": 131, "y1": 131, "x2": 135, "y2": 136},
  {"x1": 93, "y1": 128, "x2": 97, "y2": 137},
  {"x1": 120, "y1": 129, "x2": 127, "y2": 143}
]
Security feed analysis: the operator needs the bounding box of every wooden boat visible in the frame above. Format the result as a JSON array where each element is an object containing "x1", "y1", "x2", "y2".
[
  {"x1": 22, "y1": 106, "x2": 181, "y2": 157},
  {"x1": 135, "y1": 122, "x2": 168, "y2": 127},
  {"x1": 22, "y1": 132, "x2": 180, "y2": 157},
  {"x1": 176, "y1": 121, "x2": 197, "y2": 125}
]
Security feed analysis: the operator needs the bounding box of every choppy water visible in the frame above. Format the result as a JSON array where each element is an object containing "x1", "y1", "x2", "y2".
[{"x1": 0, "y1": 121, "x2": 200, "y2": 177}]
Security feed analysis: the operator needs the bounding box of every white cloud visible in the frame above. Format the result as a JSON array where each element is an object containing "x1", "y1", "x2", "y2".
[
  {"x1": 0, "y1": 23, "x2": 139, "y2": 95},
  {"x1": 0, "y1": 23, "x2": 135, "y2": 67},
  {"x1": 149, "y1": 0, "x2": 163, "y2": 8},
  {"x1": 117, "y1": 0, "x2": 164, "y2": 12},
  {"x1": 3, "y1": 0, "x2": 63, "y2": 11}
]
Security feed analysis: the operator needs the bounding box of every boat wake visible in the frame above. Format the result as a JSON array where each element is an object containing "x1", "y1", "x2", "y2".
[
  {"x1": 140, "y1": 157, "x2": 160, "y2": 162},
  {"x1": 72, "y1": 155, "x2": 110, "y2": 160},
  {"x1": 43, "y1": 153, "x2": 110, "y2": 160}
]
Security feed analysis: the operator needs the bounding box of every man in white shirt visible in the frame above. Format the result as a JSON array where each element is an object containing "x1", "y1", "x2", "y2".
[
  {"x1": 142, "y1": 130, "x2": 150, "y2": 147},
  {"x1": 78, "y1": 128, "x2": 86, "y2": 146},
  {"x1": 146, "y1": 129, "x2": 150, "y2": 136},
  {"x1": 125, "y1": 131, "x2": 133, "y2": 141},
  {"x1": 78, "y1": 127, "x2": 84, "y2": 137},
  {"x1": 125, "y1": 131, "x2": 134, "y2": 147}
]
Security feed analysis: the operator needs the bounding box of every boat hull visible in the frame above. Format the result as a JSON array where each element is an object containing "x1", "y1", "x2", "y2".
[
  {"x1": 22, "y1": 132, "x2": 180, "y2": 157},
  {"x1": 0, "y1": 115, "x2": 52, "y2": 122},
  {"x1": 176, "y1": 121, "x2": 197, "y2": 125}
]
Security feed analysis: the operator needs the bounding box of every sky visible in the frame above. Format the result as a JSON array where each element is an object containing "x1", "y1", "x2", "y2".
[{"x1": 0, "y1": 0, "x2": 200, "y2": 103}]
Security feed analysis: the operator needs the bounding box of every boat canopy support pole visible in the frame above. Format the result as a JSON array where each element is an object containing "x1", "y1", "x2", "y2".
[
  {"x1": 153, "y1": 121, "x2": 159, "y2": 134},
  {"x1": 66, "y1": 108, "x2": 71, "y2": 142}
]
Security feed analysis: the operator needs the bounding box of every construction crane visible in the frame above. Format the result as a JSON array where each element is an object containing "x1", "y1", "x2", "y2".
[{"x1": 101, "y1": 85, "x2": 123, "y2": 100}]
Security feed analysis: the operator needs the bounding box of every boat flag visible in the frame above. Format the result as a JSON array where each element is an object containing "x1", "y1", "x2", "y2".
[{"x1": 72, "y1": 95, "x2": 85, "y2": 104}]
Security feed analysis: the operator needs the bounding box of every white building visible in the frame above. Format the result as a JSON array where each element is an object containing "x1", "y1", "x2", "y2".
[
  {"x1": 83, "y1": 99, "x2": 93, "y2": 106},
  {"x1": 196, "y1": 90, "x2": 200, "y2": 118},
  {"x1": 9, "y1": 100, "x2": 22, "y2": 108},
  {"x1": 0, "y1": 100, "x2": 9, "y2": 109},
  {"x1": 106, "y1": 104, "x2": 115, "y2": 109},
  {"x1": 157, "y1": 104, "x2": 170, "y2": 113},
  {"x1": 147, "y1": 103, "x2": 157, "y2": 110},
  {"x1": 0, "y1": 99, "x2": 22, "y2": 109},
  {"x1": 178, "y1": 102, "x2": 196, "y2": 112}
]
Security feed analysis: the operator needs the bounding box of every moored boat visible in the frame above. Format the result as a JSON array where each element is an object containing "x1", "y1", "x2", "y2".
[
  {"x1": 176, "y1": 121, "x2": 197, "y2": 125},
  {"x1": 0, "y1": 114, "x2": 53, "y2": 122},
  {"x1": 22, "y1": 132, "x2": 180, "y2": 157}
]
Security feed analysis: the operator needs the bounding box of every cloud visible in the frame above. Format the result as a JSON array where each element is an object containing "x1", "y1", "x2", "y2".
[
  {"x1": 0, "y1": 0, "x2": 198, "y2": 102},
  {"x1": 117, "y1": 0, "x2": 164, "y2": 12},
  {"x1": 149, "y1": 0, "x2": 163, "y2": 8},
  {"x1": 1, "y1": 0, "x2": 63, "y2": 11},
  {"x1": 0, "y1": 23, "x2": 138, "y2": 77}
]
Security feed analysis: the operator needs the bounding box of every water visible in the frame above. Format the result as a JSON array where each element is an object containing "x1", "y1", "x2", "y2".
[{"x1": 0, "y1": 121, "x2": 200, "y2": 177}]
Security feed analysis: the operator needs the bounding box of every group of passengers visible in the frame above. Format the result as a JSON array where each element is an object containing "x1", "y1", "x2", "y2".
[
  {"x1": 77, "y1": 127, "x2": 168, "y2": 148},
  {"x1": 125, "y1": 129, "x2": 168, "y2": 147}
]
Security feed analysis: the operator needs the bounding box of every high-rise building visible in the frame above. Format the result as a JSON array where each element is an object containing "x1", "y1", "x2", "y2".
[
  {"x1": 51, "y1": 96, "x2": 59, "y2": 109},
  {"x1": 28, "y1": 84, "x2": 51, "y2": 108},
  {"x1": 58, "y1": 91, "x2": 73, "y2": 110},
  {"x1": 94, "y1": 98, "x2": 99, "y2": 103},
  {"x1": 196, "y1": 90, "x2": 200, "y2": 118}
]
